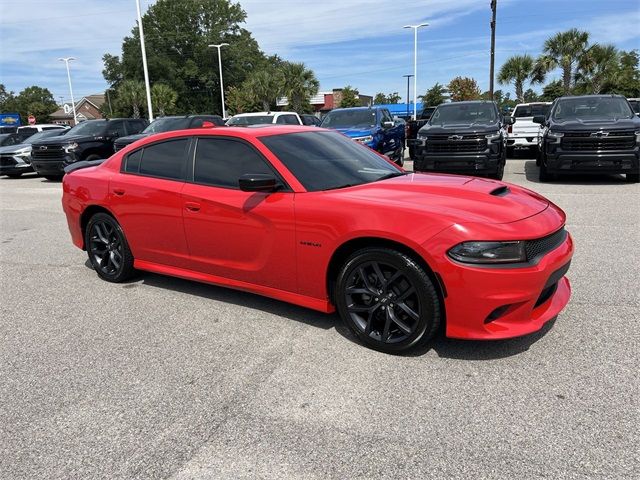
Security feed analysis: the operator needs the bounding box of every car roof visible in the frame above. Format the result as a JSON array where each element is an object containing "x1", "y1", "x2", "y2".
[
  {"x1": 18, "y1": 124, "x2": 67, "y2": 129},
  {"x1": 556, "y1": 94, "x2": 626, "y2": 100},
  {"x1": 514, "y1": 102, "x2": 552, "y2": 107},
  {"x1": 330, "y1": 107, "x2": 378, "y2": 112},
  {"x1": 232, "y1": 111, "x2": 298, "y2": 117}
]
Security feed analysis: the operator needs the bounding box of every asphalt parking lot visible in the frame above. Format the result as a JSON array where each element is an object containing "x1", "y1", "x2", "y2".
[{"x1": 1, "y1": 157, "x2": 638, "y2": 479}]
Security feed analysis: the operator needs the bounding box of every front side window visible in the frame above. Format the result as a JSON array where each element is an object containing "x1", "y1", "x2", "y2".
[
  {"x1": 126, "y1": 138, "x2": 188, "y2": 180},
  {"x1": 108, "y1": 121, "x2": 127, "y2": 137},
  {"x1": 260, "y1": 131, "x2": 402, "y2": 191},
  {"x1": 194, "y1": 137, "x2": 276, "y2": 189}
]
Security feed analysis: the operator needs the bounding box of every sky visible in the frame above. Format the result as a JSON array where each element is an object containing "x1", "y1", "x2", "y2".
[{"x1": 1, "y1": 0, "x2": 639, "y2": 105}]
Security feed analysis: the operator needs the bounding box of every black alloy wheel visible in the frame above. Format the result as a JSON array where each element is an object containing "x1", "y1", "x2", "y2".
[
  {"x1": 335, "y1": 248, "x2": 440, "y2": 353},
  {"x1": 86, "y1": 213, "x2": 135, "y2": 282}
]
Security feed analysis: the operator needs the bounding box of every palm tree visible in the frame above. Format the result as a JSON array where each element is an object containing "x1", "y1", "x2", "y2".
[
  {"x1": 117, "y1": 80, "x2": 145, "y2": 118},
  {"x1": 281, "y1": 62, "x2": 319, "y2": 112},
  {"x1": 535, "y1": 29, "x2": 590, "y2": 94},
  {"x1": 246, "y1": 68, "x2": 284, "y2": 111},
  {"x1": 497, "y1": 54, "x2": 543, "y2": 102},
  {"x1": 151, "y1": 83, "x2": 178, "y2": 117},
  {"x1": 575, "y1": 44, "x2": 619, "y2": 94}
]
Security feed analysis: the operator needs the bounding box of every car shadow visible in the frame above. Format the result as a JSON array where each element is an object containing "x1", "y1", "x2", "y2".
[
  {"x1": 83, "y1": 260, "x2": 555, "y2": 358},
  {"x1": 523, "y1": 160, "x2": 630, "y2": 185}
]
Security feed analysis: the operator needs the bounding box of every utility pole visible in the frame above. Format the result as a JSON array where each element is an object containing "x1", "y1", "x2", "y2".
[
  {"x1": 489, "y1": 0, "x2": 497, "y2": 99},
  {"x1": 403, "y1": 23, "x2": 429, "y2": 121},
  {"x1": 58, "y1": 57, "x2": 77, "y2": 125},
  {"x1": 208, "y1": 43, "x2": 229, "y2": 118},
  {"x1": 135, "y1": 0, "x2": 153, "y2": 121},
  {"x1": 403, "y1": 74, "x2": 414, "y2": 118}
]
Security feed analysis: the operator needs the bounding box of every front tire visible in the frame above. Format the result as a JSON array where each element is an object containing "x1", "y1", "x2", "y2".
[
  {"x1": 85, "y1": 212, "x2": 135, "y2": 282},
  {"x1": 335, "y1": 248, "x2": 441, "y2": 354},
  {"x1": 626, "y1": 173, "x2": 639, "y2": 183}
]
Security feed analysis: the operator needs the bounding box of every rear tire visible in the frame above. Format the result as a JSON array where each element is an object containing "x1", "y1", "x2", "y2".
[
  {"x1": 335, "y1": 248, "x2": 441, "y2": 354},
  {"x1": 85, "y1": 212, "x2": 135, "y2": 283}
]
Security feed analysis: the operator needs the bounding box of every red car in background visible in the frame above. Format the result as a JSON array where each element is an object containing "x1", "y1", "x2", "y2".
[{"x1": 62, "y1": 125, "x2": 573, "y2": 353}]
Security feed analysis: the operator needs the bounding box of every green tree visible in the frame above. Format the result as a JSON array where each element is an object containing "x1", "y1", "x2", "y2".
[
  {"x1": 605, "y1": 50, "x2": 640, "y2": 97},
  {"x1": 339, "y1": 86, "x2": 360, "y2": 107},
  {"x1": 104, "y1": 0, "x2": 269, "y2": 115},
  {"x1": 386, "y1": 92, "x2": 401, "y2": 104},
  {"x1": 497, "y1": 54, "x2": 543, "y2": 102},
  {"x1": 281, "y1": 62, "x2": 319, "y2": 113},
  {"x1": 575, "y1": 44, "x2": 619, "y2": 94},
  {"x1": 151, "y1": 83, "x2": 178, "y2": 116},
  {"x1": 0, "y1": 84, "x2": 16, "y2": 111},
  {"x1": 535, "y1": 29, "x2": 590, "y2": 94},
  {"x1": 7, "y1": 86, "x2": 58, "y2": 122},
  {"x1": 373, "y1": 93, "x2": 387, "y2": 104},
  {"x1": 540, "y1": 80, "x2": 565, "y2": 101},
  {"x1": 117, "y1": 80, "x2": 146, "y2": 118},
  {"x1": 447, "y1": 77, "x2": 481, "y2": 101},
  {"x1": 523, "y1": 88, "x2": 540, "y2": 102},
  {"x1": 419, "y1": 83, "x2": 447, "y2": 106},
  {"x1": 245, "y1": 67, "x2": 283, "y2": 111}
]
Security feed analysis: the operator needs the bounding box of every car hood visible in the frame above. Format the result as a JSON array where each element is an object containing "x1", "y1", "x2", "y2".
[
  {"x1": 31, "y1": 134, "x2": 100, "y2": 146},
  {"x1": 330, "y1": 173, "x2": 549, "y2": 225},
  {"x1": 115, "y1": 133, "x2": 151, "y2": 145},
  {"x1": 331, "y1": 127, "x2": 376, "y2": 138},
  {"x1": 419, "y1": 123, "x2": 500, "y2": 134},
  {"x1": 0, "y1": 142, "x2": 32, "y2": 154},
  {"x1": 549, "y1": 117, "x2": 640, "y2": 131}
]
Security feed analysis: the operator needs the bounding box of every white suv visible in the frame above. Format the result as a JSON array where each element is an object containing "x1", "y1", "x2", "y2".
[
  {"x1": 507, "y1": 102, "x2": 551, "y2": 155},
  {"x1": 226, "y1": 111, "x2": 303, "y2": 126}
]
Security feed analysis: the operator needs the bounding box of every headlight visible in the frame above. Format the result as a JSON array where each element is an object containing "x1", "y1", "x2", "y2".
[
  {"x1": 485, "y1": 131, "x2": 502, "y2": 142},
  {"x1": 353, "y1": 135, "x2": 373, "y2": 143},
  {"x1": 547, "y1": 131, "x2": 564, "y2": 143},
  {"x1": 417, "y1": 132, "x2": 428, "y2": 140},
  {"x1": 448, "y1": 241, "x2": 526, "y2": 264},
  {"x1": 64, "y1": 142, "x2": 79, "y2": 152}
]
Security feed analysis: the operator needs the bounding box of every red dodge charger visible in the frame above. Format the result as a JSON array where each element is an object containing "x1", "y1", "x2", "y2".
[{"x1": 62, "y1": 125, "x2": 573, "y2": 353}]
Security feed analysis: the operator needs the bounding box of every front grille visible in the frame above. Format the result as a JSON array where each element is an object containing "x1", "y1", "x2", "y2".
[
  {"x1": 426, "y1": 134, "x2": 487, "y2": 153},
  {"x1": 32, "y1": 145, "x2": 66, "y2": 160},
  {"x1": 525, "y1": 228, "x2": 567, "y2": 261},
  {"x1": 0, "y1": 155, "x2": 17, "y2": 166},
  {"x1": 561, "y1": 130, "x2": 636, "y2": 151}
]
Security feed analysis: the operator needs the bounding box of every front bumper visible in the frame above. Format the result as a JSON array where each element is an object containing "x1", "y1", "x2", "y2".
[
  {"x1": 409, "y1": 138, "x2": 504, "y2": 175},
  {"x1": 31, "y1": 151, "x2": 79, "y2": 176},
  {"x1": 424, "y1": 207, "x2": 574, "y2": 340},
  {"x1": 545, "y1": 147, "x2": 639, "y2": 174},
  {"x1": 0, "y1": 155, "x2": 33, "y2": 175}
]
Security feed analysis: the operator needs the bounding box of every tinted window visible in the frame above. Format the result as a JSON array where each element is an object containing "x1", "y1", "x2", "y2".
[
  {"x1": 194, "y1": 138, "x2": 275, "y2": 188},
  {"x1": 66, "y1": 120, "x2": 108, "y2": 136},
  {"x1": 136, "y1": 138, "x2": 188, "y2": 180},
  {"x1": 429, "y1": 103, "x2": 498, "y2": 125},
  {"x1": 321, "y1": 109, "x2": 377, "y2": 128},
  {"x1": 227, "y1": 115, "x2": 274, "y2": 126},
  {"x1": 552, "y1": 97, "x2": 634, "y2": 120},
  {"x1": 127, "y1": 120, "x2": 147, "y2": 134},
  {"x1": 277, "y1": 114, "x2": 299, "y2": 125},
  {"x1": 43, "y1": 126, "x2": 64, "y2": 130},
  {"x1": 109, "y1": 121, "x2": 127, "y2": 137},
  {"x1": 381, "y1": 110, "x2": 393, "y2": 124},
  {"x1": 143, "y1": 117, "x2": 191, "y2": 133},
  {"x1": 513, "y1": 104, "x2": 551, "y2": 117},
  {"x1": 124, "y1": 149, "x2": 143, "y2": 173},
  {"x1": 260, "y1": 131, "x2": 401, "y2": 191},
  {"x1": 0, "y1": 135, "x2": 18, "y2": 146}
]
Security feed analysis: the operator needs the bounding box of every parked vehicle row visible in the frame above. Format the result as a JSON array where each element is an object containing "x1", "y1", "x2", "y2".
[{"x1": 0, "y1": 129, "x2": 68, "y2": 177}]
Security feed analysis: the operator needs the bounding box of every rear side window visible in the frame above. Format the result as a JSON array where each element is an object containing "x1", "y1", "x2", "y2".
[
  {"x1": 276, "y1": 114, "x2": 299, "y2": 125},
  {"x1": 126, "y1": 138, "x2": 188, "y2": 180},
  {"x1": 127, "y1": 120, "x2": 147, "y2": 134},
  {"x1": 193, "y1": 138, "x2": 277, "y2": 189}
]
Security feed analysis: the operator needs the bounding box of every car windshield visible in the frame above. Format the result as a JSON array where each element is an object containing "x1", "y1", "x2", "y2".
[
  {"x1": 260, "y1": 131, "x2": 403, "y2": 191},
  {"x1": 513, "y1": 104, "x2": 551, "y2": 117},
  {"x1": 429, "y1": 103, "x2": 497, "y2": 125},
  {"x1": 552, "y1": 97, "x2": 634, "y2": 120},
  {"x1": 227, "y1": 115, "x2": 274, "y2": 126},
  {"x1": 24, "y1": 130, "x2": 67, "y2": 144},
  {"x1": 143, "y1": 117, "x2": 191, "y2": 133},
  {"x1": 66, "y1": 120, "x2": 108, "y2": 136},
  {"x1": 320, "y1": 109, "x2": 377, "y2": 128}
]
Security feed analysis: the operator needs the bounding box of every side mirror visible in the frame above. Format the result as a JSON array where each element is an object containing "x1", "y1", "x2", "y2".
[
  {"x1": 382, "y1": 121, "x2": 394, "y2": 129},
  {"x1": 239, "y1": 173, "x2": 278, "y2": 192},
  {"x1": 506, "y1": 116, "x2": 515, "y2": 125},
  {"x1": 532, "y1": 115, "x2": 545, "y2": 125}
]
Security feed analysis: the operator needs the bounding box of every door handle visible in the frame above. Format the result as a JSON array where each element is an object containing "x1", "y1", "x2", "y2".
[
  {"x1": 113, "y1": 188, "x2": 125, "y2": 196},
  {"x1": 185, "y1": 202, "x2": 201, "y2": 212}
]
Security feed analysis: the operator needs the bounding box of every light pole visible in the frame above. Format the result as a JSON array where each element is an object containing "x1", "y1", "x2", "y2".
[
  {"x1": 135, "y1": 0, "x2": 153, "y2": 121},
  {"x1": 58, "y1": 57, "x2": 77, "y2": 125},
  {"x1": 403, "y1": 74, "x2": 414, "y2": 118},
  {"x1": 403, "y1": 22, "x2": 429, "y2": 120},
  {"x1": 208, "y1": 43, "x2": 229, "y2": 118}
]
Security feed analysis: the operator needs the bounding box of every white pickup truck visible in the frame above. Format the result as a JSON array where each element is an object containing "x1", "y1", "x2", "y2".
[{"x1": 507, "y1": 102, "x2": 551, "y2": 156}]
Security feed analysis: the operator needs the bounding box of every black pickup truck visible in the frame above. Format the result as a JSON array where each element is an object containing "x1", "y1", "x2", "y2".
[
  {"x1": 31, "y1": 118, "x2": 147, "y2": 180},
  {"x1": 408, "y1": 101, "x2": 513, "y2": 180},
  {"x1": 406, "y1": 106, "x2": 436, "y2": 159},
  {"x1": 535, "y1": 95, "x2": 640, "y2": 182}
]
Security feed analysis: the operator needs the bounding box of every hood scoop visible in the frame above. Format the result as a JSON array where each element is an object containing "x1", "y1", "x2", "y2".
[{"x1": 489, "y1": 185, "x2": 510, "y2": 197}]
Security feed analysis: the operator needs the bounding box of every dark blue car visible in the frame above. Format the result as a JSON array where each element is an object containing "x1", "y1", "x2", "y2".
[{"x1": 320, "y1": 107, "x2": 406, "y2": 165}]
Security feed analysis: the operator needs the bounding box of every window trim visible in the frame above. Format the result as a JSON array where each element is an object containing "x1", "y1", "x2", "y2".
[
  {"x1": 189, "y1": 135, "x2": 292, "y2": 192},
  {"x1": 121, "y1": 136, "x2": 192, "y2": 182}
]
